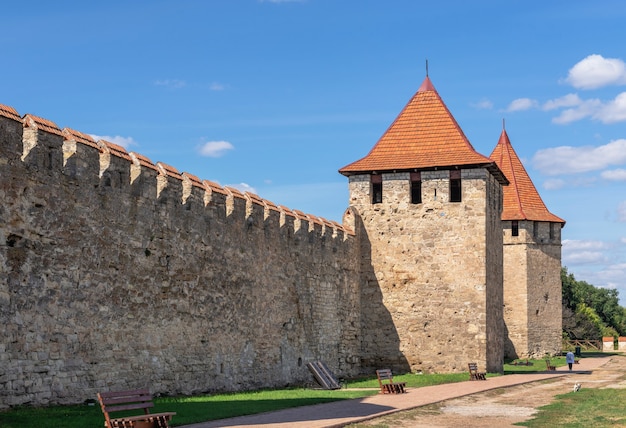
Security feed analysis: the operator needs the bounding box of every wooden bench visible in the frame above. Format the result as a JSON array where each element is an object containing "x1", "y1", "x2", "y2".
[
  {"x1": 545, "y1": 358, "x2": 556, "y2": 371},
  {"x1": 376, "y1": 369, "x2": 406, "y2": 394},
  {"x1": 468, "y1": 363, "x2": 486, "y2": 380},
  {"x1": 97, "y1": 388, "x2": 176, "y2": 428}
]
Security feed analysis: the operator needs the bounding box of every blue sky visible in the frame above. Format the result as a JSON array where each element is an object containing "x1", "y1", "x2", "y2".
[{"x1": 2, "y1": 1, "x2": 626, "y2": 304}]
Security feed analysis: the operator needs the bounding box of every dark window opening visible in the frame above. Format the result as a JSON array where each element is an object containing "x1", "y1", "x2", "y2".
[
  {"x1": 410, "y1": 172, "x2": 421, "y2": 204},
  {"x1": 449, "y1": 170, "x2": 461, "y2": 202},
  {"x1": 371, "y1": 175, "x2": 382, "y2": 204},
  {"x1": 549, "y1": 223, "x2": 554, "y2": 240},
  {"x1": 512, "y1": 220, "x2": 519, "y2": 237}
]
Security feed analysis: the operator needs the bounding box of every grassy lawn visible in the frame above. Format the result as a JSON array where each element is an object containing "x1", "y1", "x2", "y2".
[
  {"x1": 0, "y1": 353, "x2": 606, "y2": 428},
  {"x1": 517, "y1": 388, "x2": 626, "y2": 427},
  {"x1": 0, "y1": 372, "x2": 471, "y2": 428}
]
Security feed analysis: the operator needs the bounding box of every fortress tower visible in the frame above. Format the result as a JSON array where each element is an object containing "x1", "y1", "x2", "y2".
[
  {"x1": 490, "y1": 129, "x2": 565, "y2": 359},
  {"x1": 339, "y1": 77, "x2": 508, "y2": 373}
]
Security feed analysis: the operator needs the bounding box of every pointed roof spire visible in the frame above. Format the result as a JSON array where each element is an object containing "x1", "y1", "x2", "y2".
[
  {"x1": 490, "y1": 129, "x2": 565, "y2": 224},
  {"x1": 339, "y1": 77, "x2": 506, "y2": 184}
]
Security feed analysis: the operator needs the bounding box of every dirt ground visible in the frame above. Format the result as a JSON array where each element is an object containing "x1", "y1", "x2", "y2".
[{"x1": 351, "y1": 355, "x2": 626, "y2": 428}]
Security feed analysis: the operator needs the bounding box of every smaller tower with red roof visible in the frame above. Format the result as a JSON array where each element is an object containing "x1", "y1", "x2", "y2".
[{"x1": 490, "y1": 128, "x2": 565, "y2": 359}]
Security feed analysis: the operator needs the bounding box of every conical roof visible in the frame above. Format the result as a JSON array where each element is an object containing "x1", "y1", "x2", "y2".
[
  {"x1": 490, "y1": 129, "x2": 565, "y2": 224},
  {"x1": 339, "y1": 77, "x2": 507, "y2": 184}
]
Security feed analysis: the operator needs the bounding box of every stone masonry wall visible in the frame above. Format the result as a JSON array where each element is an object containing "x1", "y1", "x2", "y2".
[
  {"x1": 0, "y1": 112, "x2": 361, "y2": 408},
  {"x1": 503, "y1": 220, "x2": 562, "y2": 358},
  {"x1": 349, "y1": 169, "x2": 504, "y2": 374}
]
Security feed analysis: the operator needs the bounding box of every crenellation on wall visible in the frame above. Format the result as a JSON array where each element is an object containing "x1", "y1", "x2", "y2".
[
  {"x1": 98, "y1": 140, "x2": 131, "y2": 190},
  {"x1": 21, "y1": 114, "x2": 64, "y2": 172},
  {"x1": 62, "y1": 128, "x2": 101, "y2": 183},
  {"x1": 0, "y1": 105, "x2": 23, "y2": 163}
]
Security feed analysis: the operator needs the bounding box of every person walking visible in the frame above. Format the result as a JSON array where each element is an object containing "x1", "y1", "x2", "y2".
[{"x1": 566, "y1": 351, "x2": 575, "y2": 370}]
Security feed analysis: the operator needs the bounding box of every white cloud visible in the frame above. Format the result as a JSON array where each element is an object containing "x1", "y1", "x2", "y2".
[
  {"x1": 601, "y1": 168, "x2": 626, "y2": 181},
  {"x1": 471, "y1": 99, "x2": 493, "y2": 109},
  {"x1": 562, "y1": 240, "x2": 611, "y2": 265},
  {"x1": 226, "y1": 182, "x2": 257, "y2": 194},
  {"x1": 532, "y1": 139, "x2": 626, "y2": 175},
  {"x1": 551, "y1": 98, "x2": 602, "y2": 124},
  {"x1": 565, "y1": 54, "x2": 626, "y2": 90},
  {"x1": 210, "y1": 82, "x2": 226, "y2": 91},
  {"x1": 595, "y1": 91, "x2": 626, "y2": 123},
  {"x1": 154, "y1": 79, "x2": 186, "y2": 89},
  {"x1": 198, "y1": 140, "x2": 234, "y2": 157},
  {"x1": 563, "y1": 250, "x2": 607, "y2": 265},
  {"x1": 506, "y1": 98, "x2": 538, "y2": 112},
  {"x1": 542, "y1": 178, "x2": 565, "y2": 190},
  {"x1": 542, "y1": 94, "x2": 582, "y2": 111},
  {"x1": 563, "y1": 239, "x2": 610, "y2": 251},
  {"x1": 90, "y1": 134, "x2": 137, "y2": 149}
]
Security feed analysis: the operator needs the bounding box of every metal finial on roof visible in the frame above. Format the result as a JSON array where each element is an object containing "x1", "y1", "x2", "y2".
[
  {"x1": 426, "y1": 59, "x2": 429, "y2": 77},
  {"x1": 502, "y1": 118, "x2": 506, "y2": 130}
]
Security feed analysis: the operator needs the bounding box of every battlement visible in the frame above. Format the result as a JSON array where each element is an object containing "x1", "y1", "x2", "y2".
[{"x1": 0, "y1": 102, "x2": 353, "y2": 240}]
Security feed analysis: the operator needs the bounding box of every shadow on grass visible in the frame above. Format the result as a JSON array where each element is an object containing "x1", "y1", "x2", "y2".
[{"x1": 169, "y1": 397, "x2": 394, "y2": 427}]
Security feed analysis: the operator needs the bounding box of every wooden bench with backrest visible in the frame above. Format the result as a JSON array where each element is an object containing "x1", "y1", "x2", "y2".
[
  {"x1": 376, "y1": 369, "x2": 406, "y2": 394},
  {"x1": 97, "y1": 388, "x2": 176, "y2": 428},
  {"x1": 545, "y1": 358, "x2": 556, "y2": 371},
  {"x1": 468, "y1": 362, "x2": 486, "y2": 380}
]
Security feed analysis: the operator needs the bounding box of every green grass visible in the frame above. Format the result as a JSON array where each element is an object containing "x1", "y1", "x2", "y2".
[
  {"x1": 0, "y1": 353, "x2": 609, "y2": 428},
  {"x1": 0, "y1": 389, "x2": 379, "y2": 428},
  {"x1": 516, "y1": 388, "x2": 626, "y2": 427}
]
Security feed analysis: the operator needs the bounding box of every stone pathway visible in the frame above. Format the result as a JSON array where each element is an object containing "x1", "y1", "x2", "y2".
[{"x1": 179, "y1": 355, "x2": 615, "y2": 428}]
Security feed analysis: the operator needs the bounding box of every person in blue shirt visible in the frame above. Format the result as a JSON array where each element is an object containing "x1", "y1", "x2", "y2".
[{"x1": 566, "y1": 351, "x2": 575, "y2": 370}]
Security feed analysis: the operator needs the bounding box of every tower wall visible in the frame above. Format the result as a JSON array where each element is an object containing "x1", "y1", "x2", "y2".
[
  {"x1": 350, "y1": 169, "x2": 504, "y2": 374},
  {"x1": 503, "y1": 220, "x2": 562, "y2": 358}
]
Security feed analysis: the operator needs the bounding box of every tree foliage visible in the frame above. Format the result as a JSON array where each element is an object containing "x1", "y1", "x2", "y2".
[{"x1": 561, "y1": 267, "x2": 626, "y2": 339}]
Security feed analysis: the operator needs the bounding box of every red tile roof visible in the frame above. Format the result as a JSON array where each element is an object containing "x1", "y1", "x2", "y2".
[
  {"x1": 339, "y1": 77, "x2": 506, "y2": 184},
  {"x1": 98, "y1": 140, "x2": 131, "y2": 161},
  {"x1": 490, "y1": 129, "x2": 565, "y2": 224},
  {"x1": 63, "y1": 128, "x2": 100, "y2": 150},
  {"x1": 0, "y1": 104, "x2": 21, "y2": 122},
  {"x1": 157, "y1": 162, "x2": 183, "y2": 181},
  {"x1": 129, "y1": 152, "x2": 158, "y2": 171},
  {"x1": 23, "y1": 114, "x2": 63, "y2": 136}
]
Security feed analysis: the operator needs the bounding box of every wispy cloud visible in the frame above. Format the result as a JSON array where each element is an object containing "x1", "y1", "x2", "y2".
[
  {"x1": 542, "y1": 178, "x2": 566, "y2": 190},
  {"x1": 209, "y1": 82, "x2": 227, "y2": 91},
  {"x1": 601, "y1": 168, "x2": 626, "y2": 181},
  {"x1": 564, "y1": 54, "x2": 626, "y2": 90},
  {"x1": 90, "y1": 134, "x2": 137, "y2": 149},
  {"x1": 563, "y1": 239, "x2": 611, "y2": 265},
  {"x1": 542, "y1": 94, "x2": 583, "y2": 111},
  {"x1": 154, "y1": 79, "x2": 187, "y2": 89},
  {"x1": 198, "y1": 140, "x2": 234, "y2": 157},
  {"x1": 226, "y1": 182, "x2": 257, "y2": 194},
  {"x1": 506, "y1": 98, "x2": 538, "y2": 112},
  {"x1": 471, "y1": 98, "x2": 493, "y2": 109},
  {"x1": 532, "y1": 139, "x2": 626, "y2": 175}
]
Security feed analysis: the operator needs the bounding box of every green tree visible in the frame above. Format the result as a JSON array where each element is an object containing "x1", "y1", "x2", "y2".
[{"x1": 561, "y1": 267, "x2": 626, "y2": 338}]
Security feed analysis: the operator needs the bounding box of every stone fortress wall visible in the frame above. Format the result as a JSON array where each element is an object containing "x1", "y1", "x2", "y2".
[
  {"x1": 0, "y1": 107, "x2": 362, "y2": 408},
  {"x1": 0, "y1": 96, "x2": 564, "y2": 410}
]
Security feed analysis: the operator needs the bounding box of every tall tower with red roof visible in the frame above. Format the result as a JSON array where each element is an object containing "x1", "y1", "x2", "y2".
[
  {"x1": 340, "y1": 77, "x2": 509, "y2": 373},
  {"x1": 490, "y1": 129, "x2": 565, "y2": 359}
]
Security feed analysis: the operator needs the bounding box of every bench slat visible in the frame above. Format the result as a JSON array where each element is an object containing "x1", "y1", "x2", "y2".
[{"x1": 98, "y1": 389, "x2": 175, "y2": 428}]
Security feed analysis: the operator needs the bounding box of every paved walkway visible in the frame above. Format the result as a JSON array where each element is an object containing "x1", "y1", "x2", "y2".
[{"x1": 180, "y1": 356, "x2": 610, "y2": 428}]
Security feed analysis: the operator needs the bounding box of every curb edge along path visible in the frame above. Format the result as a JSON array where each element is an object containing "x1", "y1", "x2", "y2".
[{"x1": 180, "y1": 356, "x2": 611, "y2": 428}]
